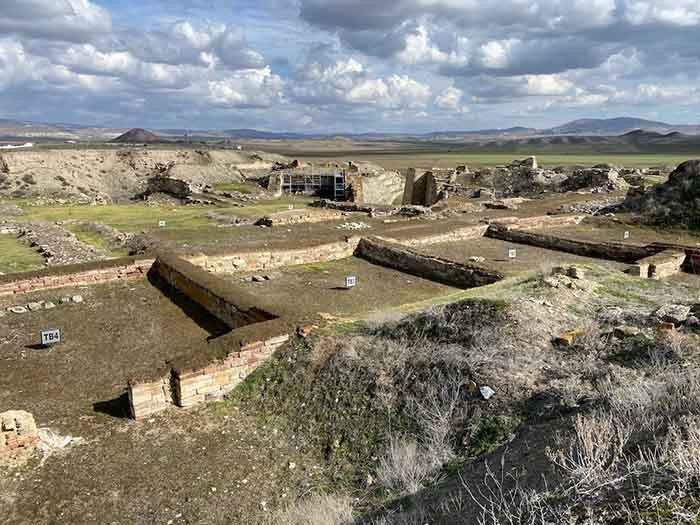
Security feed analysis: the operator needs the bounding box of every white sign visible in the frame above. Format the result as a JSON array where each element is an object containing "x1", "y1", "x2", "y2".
[
  {"x1": 40, "y1": 329, "x2": 61, "y2": 346},
  {"x1": 623, "y1": 231, "x2": 630, "y2": 240},
  {"x1": 345, "y1": 275, "x2": 357, "y2": 288},
  {"x1": 158, "y1": 220, "x2": 166, "y2": 228},
  {"x1": 508, "y1": 249, "x2": 517, "y2": 259},
  {"x1": 288, "y1": 205, "x2": 294, "y2": 210}
]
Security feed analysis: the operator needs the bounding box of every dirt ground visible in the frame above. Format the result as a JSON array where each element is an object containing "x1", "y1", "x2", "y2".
[
  {"x1": 0, "y1": 279, "x2": 329, "y2": 524},
  {"x1": 547, "y1": 216, "x2": 700, "y2": 246},
  {"x1": 229, "y1": 257, "x2": 457, "y2": 319},
  {"x1": 0, "y1": 279, "x2": 225, "y2": 433},
  {"x1": 419, "y1": 236, "x2": 631, "y2": 275}
]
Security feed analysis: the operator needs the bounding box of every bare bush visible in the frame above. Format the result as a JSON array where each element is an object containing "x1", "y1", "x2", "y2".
[
  {"x1": 410, "y1": 372, "x2": 467, "y2": 465},
  {"x1": 266, "y1": 493, "x2": 354, "y2": 525},
  {"x1": 376, "y1": 437, "x2": 440, "y2": 495},
  {"x1": 462, "y1": 461, "x2": 561, "y2": 525},
  {"x1": 548, "y1": 412, "x2": 629, "y2": 495}
]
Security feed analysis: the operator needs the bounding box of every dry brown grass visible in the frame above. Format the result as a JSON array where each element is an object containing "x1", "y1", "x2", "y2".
[{"x1": 265, "y1": 494, "x2": 355, "y2": 525}]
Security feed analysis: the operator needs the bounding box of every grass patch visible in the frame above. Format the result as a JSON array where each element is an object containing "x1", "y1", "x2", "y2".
[
  {"x1": 212, "y1": 182, "x2": 262, "y2": 194},
  {"x1": 0, "y1": 235, "x2": 45, "y2": 274},
  {"x1": 468, "y1": 415, "x2": 521, "y2": 457},
  {"x1": 63, "y1": 223, "x2": 129, "y2": 257}
]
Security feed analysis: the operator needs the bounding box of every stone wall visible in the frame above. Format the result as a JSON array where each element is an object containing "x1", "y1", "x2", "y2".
[
  {"x1": 190, "y1": 237, "x2": 361, "y2": 274},
  {"x1": 488, "y1": 214, "x2": 586, "y2": 230},
  {"x1": 256, "y1": 208, "x2": 345, "y2": 227},
  {"x1": 349, "y1": 171, "x2": 405, "y2": 206},
  {"x1": 356, "y1": 237, "x2": 504, "y2": 288},
  {"x1": 376, "y1": 225, "x2": 489, "y2": 248},
  {"x1": 151, "y1": 254, "x2": 277, "y2": 328},
  {"x1": 631, "y1": 249, "x2": 686, "y2": 279},
  {"x1": 486, "y1": 226, "x2": 655, "y2": 263},
  {"x1": 0, "y1": 256, "x2": 154, "y2": 297}
]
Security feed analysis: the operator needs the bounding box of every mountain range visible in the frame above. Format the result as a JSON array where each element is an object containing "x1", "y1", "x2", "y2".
[{"x1": 1, "y1": 117, "x2": 700, "y2": 142}]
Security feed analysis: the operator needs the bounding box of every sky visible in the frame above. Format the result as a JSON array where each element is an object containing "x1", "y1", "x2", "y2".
[{"x1": 1, "y1": 0, "x2": 699, "y2": 133}]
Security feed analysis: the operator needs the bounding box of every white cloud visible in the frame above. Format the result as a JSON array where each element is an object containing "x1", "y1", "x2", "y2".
[
  {"x1": 435, "y1": 86, "x2": 467, "y2": 111},
  {"x1": 398, "y1": 26, "x2": 449, "y2": 65},
  {"x1": 0, "y1": 0, "x2": 111, "y2": 42},
  {"x1": 208, "y1": 67, "x2": 284, "y2": 107},
  {"x1": 623, "y1": 0, "x2": 700, "y2": 26},
  {"x1": 522, "y1": 74, "x2": 573, "y2": 95}
]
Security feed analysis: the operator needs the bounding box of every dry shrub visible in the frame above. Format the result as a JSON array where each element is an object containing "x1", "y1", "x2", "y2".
[
  {"x1": 462, "y1": 461, "x2": 560, "y2": 525},
  {"x1": 266, "y1": 493, "x2": 354, "y2": 525},
  {"x1": 377, "y1": 437, "x2": 440, "y2": 495},
  {"x1": 548, "y1": 412, "x2": 629, "y2": 495}
]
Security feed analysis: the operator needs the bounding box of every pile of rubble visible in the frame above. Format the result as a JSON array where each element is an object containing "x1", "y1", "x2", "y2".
[
  {"x1": 624, "y1": 159, "x2": 700, "y2": 228},
  {"x1": 1, "y1": 410, "x2": 38, "y2": 465},
  {"x1": 336, "y1": 221, "x2": 371, "y2": 231},
  {"x1": 551, "y1": 197, "x2": 623, "y2": 215},
  {"x1": 17, "y1": 221, "x2": 109, "y2": 265},
  {"x1": 2, "y1": 295, "x2": 84, "y2": 317},
  {"x1": 561, "y1": 164, "x2": 630, "y2": 193}
]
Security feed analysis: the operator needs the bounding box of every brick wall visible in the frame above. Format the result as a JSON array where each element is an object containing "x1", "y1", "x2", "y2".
[
  {"x1": 151, "y1": 254, "x2": 277, "y2": 328},
  {"x1": 488, "y1": 214, "x2": 586, "y2": 230},
  {"x1": 1, "y1": 410, "x2": 38, "y2": 458},
  {"x1": 128, "y1": 330, "x2": 290, "y2": 419},
  {"x1": 486, "y1": 226, "x2": 655, "y2": 263},
  {"x1": 377, "y1": 225, "x2": 489, "y2": 248},
  {"x1": 356, "y1": 237, "x2": 504, "y2": 289},
  {"x1": 0, "y1": 257, "x2": 154, "y2": 297},
  {"x1": 174, "y1": 333, "x2": 289, "y2": 408},
  {"x1": 190, "y1": 237, "x2": 361, "y2": 274}
]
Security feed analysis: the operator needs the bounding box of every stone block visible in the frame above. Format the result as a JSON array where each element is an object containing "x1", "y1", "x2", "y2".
[{"x1": 553, "y1": 329, "x2": 585, "y2": 347}]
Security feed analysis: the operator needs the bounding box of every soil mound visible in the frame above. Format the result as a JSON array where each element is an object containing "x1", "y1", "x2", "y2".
[
  {"x1": 112, "y1": 128, "x2": 161, "y2": 143},
  {"x1": 625, "y1": 159, "x2": 700, "y2": 227}
]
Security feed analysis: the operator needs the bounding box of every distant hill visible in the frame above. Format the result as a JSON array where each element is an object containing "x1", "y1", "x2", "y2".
[
  {"x1": 112, "y1": 128, "x2": 161, "y2": 143},
  {"x1": 548, "y1": 117, "x2": 677, "y2": 135},
  {"x1": 3, "y1": 116, "x2": 700, "y2": 143}
]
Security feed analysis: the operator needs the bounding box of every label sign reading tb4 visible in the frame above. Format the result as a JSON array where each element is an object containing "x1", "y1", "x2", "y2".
[
  {"x1": 345, "y1": 275, "x2": 357, "y2": 288},
  {"x1": 40, "y1": 329, "x2": 61, "y2": 346}
]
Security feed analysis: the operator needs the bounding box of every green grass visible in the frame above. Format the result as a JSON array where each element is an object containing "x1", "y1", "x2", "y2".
[
  {"x1": 212, "y1": 182, "x2": 262, "y2": 194},
  {"x1": 8, "y1": 195, "x2": 315, "y2": 235},
  {"x1": 0, "y1": 235, "x2": 45, "y2": 274},
  {"x1": 63, "y1": 223, "x2": 129, "y2": 257}
]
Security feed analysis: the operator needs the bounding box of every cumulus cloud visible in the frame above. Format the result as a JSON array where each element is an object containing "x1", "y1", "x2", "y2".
[
  {"x1": 0, "y1": 0, "x2": 111, "y2": 42},
  {"x1": 2, "y1": 0, "x2": 700, "y2": 131},
  {"x1": 208, "y1": 67, "x2": 284, "y2": 107},
  {"x1": 291, "y1": 57, "x2": 430, "y2": 109}
]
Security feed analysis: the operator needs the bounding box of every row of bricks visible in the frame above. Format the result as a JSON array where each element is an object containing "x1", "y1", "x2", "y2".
[
  {"x1": 0, "y1": 435, "x2": 38, "y2": 452},
  {"x1": 0, "y1": 267, "x2": 149, "y2": 296}
]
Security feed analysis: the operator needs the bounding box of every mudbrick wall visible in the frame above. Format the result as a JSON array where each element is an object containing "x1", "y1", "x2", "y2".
[
  {"x1": 128, "y1": 320, "x2": 292, "y2": 419},
  {"x1": 150, "y1": 254, "x2": 277, "y2": 328},
  {"x1": 377, "y1": 225, "x2": 489, "y2": 248},
  {"x1": 356, "y1": 236, "x2": 504, "y2": 288},
  {"x1": 0, "y1": 257, "x2": 154, "y2": 297},
  {"x1": 488, "y1": 214, "x2": 586, "y2": 230},
  {"x1": 1, "y1": 410, "x2": 38, "y2": 458},
  {"x1": 486, "y1": 225, "x2": 656, "y2": 263},
  {"x1": 190, "y1": 237, "x2": 361, "y2": 273}
]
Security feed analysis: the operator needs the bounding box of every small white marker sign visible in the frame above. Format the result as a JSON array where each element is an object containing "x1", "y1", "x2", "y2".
[
  {"x1": 158, "y1": 220, "x2": 166, "y2": 228},
  {"x1": 40, "y1": 329, "x2": 61, "y2": 347},
  {"x1": 288, "y1": 204, "x2": 294, "y2": 210},
  {"x1": 623, "y1": 231, "x2": 630, "y2": 240},
  {"x1": 508, "y1": 248, "x2": 517, "y2": 259},
  {"x1": 345, "y1": 275, "x2": 357, "y2": 289}
]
